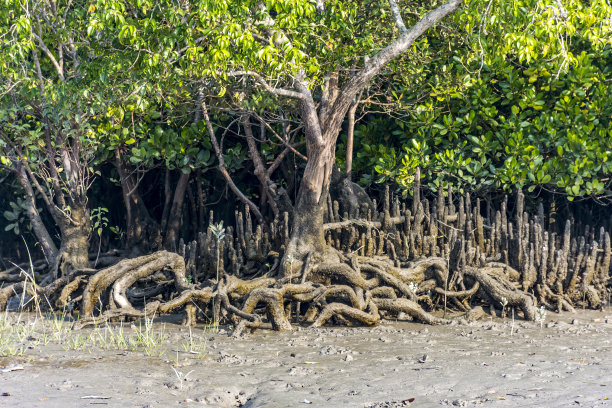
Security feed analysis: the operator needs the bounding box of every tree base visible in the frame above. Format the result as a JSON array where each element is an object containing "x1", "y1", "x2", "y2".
[{"x1": 0, "y1": 246, "x2": 556, "y2": 335}]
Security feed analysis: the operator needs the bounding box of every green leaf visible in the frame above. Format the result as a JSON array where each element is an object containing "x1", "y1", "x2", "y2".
[
  {"x1": 571, "y1": 185, "x2": 580, "y2": 196},
  {"x1": 3, "y1": 211, "x2": 17, "y2": 221}
]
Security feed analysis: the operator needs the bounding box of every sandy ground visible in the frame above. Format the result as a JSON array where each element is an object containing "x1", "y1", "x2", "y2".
[{"x1": 0, "y1": 308, "x2": 611, "y2": 408}]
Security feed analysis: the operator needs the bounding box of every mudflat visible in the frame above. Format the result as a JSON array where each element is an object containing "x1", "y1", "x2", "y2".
[{"x1": 1, "y1": 308, "x2": 610, "y2": 408}]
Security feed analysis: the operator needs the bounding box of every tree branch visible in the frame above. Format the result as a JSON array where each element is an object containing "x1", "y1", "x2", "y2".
[
  {"x1": 268, "y1": 141, "x2": 304, "y2": 176},
  {"x1": 319, "y1": 71, "x2": 339, "y2": 124},
  {"x1": 323, "y1": 0, "x2": 463, "y2": 136},
  {"x1": 252, "y1": 112, "x2": 308, "y2": 162},
  {"x1": 0, "y1": 129, "x2": 55, "y2": 211},
  {"x1": 201, "y1": 101, "x2": 265, "y2": 224},
  {"x1": 0, "y1": 164, "x2": 17, "y2": 174},
  {"x1": 15, "y1": 164, "x2": 59, "y2": 262},
  {"x1": 228, "y1": 70, "x2": 306, "y2": 100},
  {"x1": 33, "y1": 18, "x2": 64, "y2": 80},
  {"x1": 31, "y1": 47, "x2": 67, "y2": 210},
  {"x1": 388, "y1": 0, "x2": 408, "y2": 33},
  {"x1": 294, "y1": 73, "x2": 325, "y2": 147},
  {"x1": 243, "y1": 115, "x2": 279, "y2": 217}
]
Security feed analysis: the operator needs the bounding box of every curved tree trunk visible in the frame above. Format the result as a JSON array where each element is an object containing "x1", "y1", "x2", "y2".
[
  {"x1": 16, "y1": 165, "x2": 58, "y2": 263},
  {"x1": 283, "y1": 134, "x2": 336, "y2": 274},
  {"x1": 12, "y1": 156, "x2": 89, "y2": 276},
  {"x1": 281, "y1": 0, "x2": 462, "y2": 275}
]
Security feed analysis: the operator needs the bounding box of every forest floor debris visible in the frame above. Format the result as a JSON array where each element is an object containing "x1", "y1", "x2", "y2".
[{"x1": 0, "y1": 308, "x2": 610, "y2": 407}]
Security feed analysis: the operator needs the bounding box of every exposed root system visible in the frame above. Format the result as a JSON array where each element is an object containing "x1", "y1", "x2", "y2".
[{"x1": 1, "y1": 186, "x2": 610, "y2": 334}]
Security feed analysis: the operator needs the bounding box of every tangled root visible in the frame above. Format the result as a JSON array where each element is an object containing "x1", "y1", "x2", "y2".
[
  {"x1": 464, "y1": 267, "x2": 537, "y2": 321},
  {"x1": 81, "y1": 251, "x2": 188, "y2": 316},
  {"x1": 373, "y1": 298, "x2": 445, "y2": 325},
  {"x1": 1, "y1": 248, "x2": 567, "y2": 332},
  {"x1": 311, "y1": 300, "x2": 380, "y2": 328}
]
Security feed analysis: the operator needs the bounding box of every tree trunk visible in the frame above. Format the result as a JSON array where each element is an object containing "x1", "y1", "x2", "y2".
[
  {"x1": 16, "y1": 165, "x2": 58, "y2": 263},
  {"x1": 195, "y1": 170, "x2": 207, "y2": 233},
  {"x1": 284, "y1": 139, "x2": 336, "y2": 273},
  {"x1": 56, "y1": 205, "x2": 90, "y2": 277},
  {"x1": 115, "y1": 149, "x2": 135, "y2": 244},
  {"x1": 164, "y1": 170, "x2": 190, "y2": 250},
  {"x1": 281, "y1": 0, "x2": 463, "y2": 275},
  {"x1": 187, "y1": 181, "x2": 198, "y2": 239},
  {"x1": 345, "y1": 99, "x2": 358, "y2": 179},
  {"x1": 115, "y1": 150, "x2": 162, "y2": 251},
  {"x1": 160, "y1": 168, "x2": 172, "y2": 232}
]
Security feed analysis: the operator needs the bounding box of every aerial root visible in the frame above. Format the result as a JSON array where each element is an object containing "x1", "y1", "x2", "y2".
[
  {"x1": 464, "y1": 266, "x2": 537, "y2": 321},
  {"x1": 0, "y1": 280, "x2": 50, "y2": 311},
  {"x1": 463, "y1": 306, "x2": 489, "y2": 321},
  {"x1": 434, "y1": 281, "x2": 479, "y2": 298},
  {"x1": 311, "y1": 300, "x2": 380, "y2": 328},
  {"x1": 583, "y1": 285, "x2": 602, "y2": 309},
  {"x1": 394, "y1": 257, "x2": 449, "y2": 285},
  {"x1": 373, "y1": 298, "x2": 445, "y2": 325},
  {"x1": 370, "y1": 286, "x2": 397, "y2": 299},
  {"x1": 359, "y1": 264, "x2": 417, "y2": 301},
  {"x1": 57, "y1": 275, "x2": 86, "y2": 308},
  {"x1": 0, "y1": 254, "x2": 453, "y2": 331},
  {"x1": 81, "y1": 251, "x2": 189, "y2": 316},
  {"x1": 536, "y1": 284, "x2": 575, "y2": 313},
  {"x1": 238, "y1": 287, "x2": 293, "y2": 331},
  {"x1": 0, "y1": 282, "x2": 24, "y2": 310},
  {"x1": 484, "y1": 262, "x2": 521, "y2": 282},
  {"x1": 2, "y1": 248, "x2": 585, "y2": 332},
  {"x1": 74, "y1": 301, "x2": 162, "y2": 329},
  {"x1": 310, "y1": 263, "x2": 374, "y2": 289}
]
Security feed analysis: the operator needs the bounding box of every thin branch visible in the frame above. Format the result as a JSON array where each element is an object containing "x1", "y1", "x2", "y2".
[
  {"x1": 201, "y1": 101, "x2": 265, "y2": 223},
  {"x1": 33, "y1": 19, "x2": 64, "y2": 80},
  {"x1": 268, "y1": 142, "x2": 305, "y2": 176},
  {"x1": 555, "y1": 0, "x2": 568, "y2": 19},
  {"x1": 388, "y1": 0, "x2": 408, "y2": 33},
  {"x1": 228, "y1": 70, "x2": 306, "y2": 100},
  {"x1": 252, "y1": 112, "x2": 308, "y2": 162},
  {"x1": 0, "y1": 130, "x2": 54, "y2": 209},
  {"x1": 0, "y1": 163, "x2": 18, "y2": 174},
  {"x1": 0, "y1": 79, "x2": 23, "y2": 97},
  {"x1": 243, "y1": 115, "x2": 279, "y2": 217},
  {"x1": 323, "y1": 0, "x2": 463, "y2": 135}
]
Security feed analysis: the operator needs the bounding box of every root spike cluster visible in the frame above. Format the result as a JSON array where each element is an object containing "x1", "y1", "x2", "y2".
[{"x1": 2, "y1": 188, "x2": 611, "y2": 333}]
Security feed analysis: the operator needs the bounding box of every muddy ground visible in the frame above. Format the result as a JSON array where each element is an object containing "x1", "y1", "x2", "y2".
[{"x1": 0, "y1": 308, "x2": 611, "y2": 408}]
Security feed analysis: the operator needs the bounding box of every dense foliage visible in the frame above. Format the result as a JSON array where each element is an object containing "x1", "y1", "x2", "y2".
[
  {"x1": 1, "y1": 0, "x2": 611, "y2": 260},
  {"x1": 346, "y1": 0, "x2": 612, "y2": 200}
]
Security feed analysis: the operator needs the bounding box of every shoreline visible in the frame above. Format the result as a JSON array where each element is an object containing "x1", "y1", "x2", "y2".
[{"x1": 1, "y1": 308, "x2": 610, "y2": 407}]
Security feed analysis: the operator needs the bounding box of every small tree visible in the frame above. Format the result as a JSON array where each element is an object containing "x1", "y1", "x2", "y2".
[
  {"x1": 0, "y1": 0, "x2": 99, "y2": 275},
  {"x1": 192, "y1": 0, "x2": 464, "y2": 272},
  {"x1": 90, "y1": 0, "x2": 464, "y2": 271}
]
